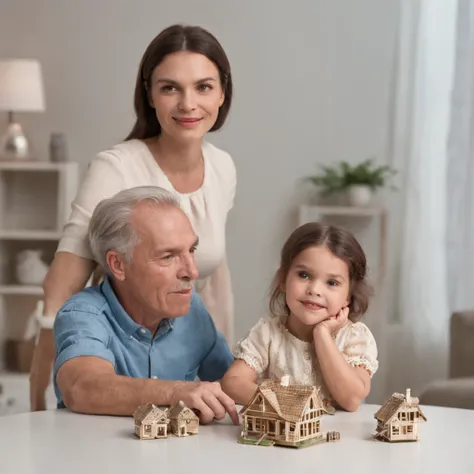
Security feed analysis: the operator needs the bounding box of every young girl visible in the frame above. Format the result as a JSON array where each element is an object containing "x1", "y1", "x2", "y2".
[{"x1": 221, "y1": 222, "x2": 378, "y2": 412}]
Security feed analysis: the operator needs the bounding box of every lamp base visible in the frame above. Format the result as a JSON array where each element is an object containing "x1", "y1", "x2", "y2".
[{"x1": 0, "y1": 121, "x2": 33, "y2": 160}]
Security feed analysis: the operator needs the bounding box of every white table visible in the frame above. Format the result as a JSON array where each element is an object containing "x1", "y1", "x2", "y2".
[{"x1": 0, "y1": 404, "x2": 472, "y2": 474}]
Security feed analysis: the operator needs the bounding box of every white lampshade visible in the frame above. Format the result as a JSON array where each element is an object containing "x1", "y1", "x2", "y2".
[{"x1": 0, "y1": 59, "x2": 45, "y2": 112}]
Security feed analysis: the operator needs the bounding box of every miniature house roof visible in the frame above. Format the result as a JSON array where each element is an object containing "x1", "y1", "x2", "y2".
[
  {"x1": 133, "y1": 403, "x2": 168, "y2": 424},
  {"x1": 169, "y1": 401, "x2": 199, "y2": 421},
  {"x1": 241, "y1": 379, "x2": 327, "y2": 423},
  {"x1": 374, "y1": 389, "x2": 427, "y2": 424}
]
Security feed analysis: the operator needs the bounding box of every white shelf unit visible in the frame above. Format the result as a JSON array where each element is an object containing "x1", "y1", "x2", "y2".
[
  {"x1": 298, "y1": 205, "x2": 388, "y2": 278},
  {"x1": 0, "y1": 161, "x2": 79, "y2": 371}
]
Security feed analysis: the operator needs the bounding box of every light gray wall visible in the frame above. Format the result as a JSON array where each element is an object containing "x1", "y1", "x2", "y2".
[{"x1": 0, "y1": 0, "x2": 399, "y2": 372}]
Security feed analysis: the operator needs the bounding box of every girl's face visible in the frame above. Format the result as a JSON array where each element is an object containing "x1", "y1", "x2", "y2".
[
  {"x1": 148, "y1": 51, "x2": 225, "y2": 144},
  {"x1": 282, "y1": 245, "x2": 351, "y2": 327}
]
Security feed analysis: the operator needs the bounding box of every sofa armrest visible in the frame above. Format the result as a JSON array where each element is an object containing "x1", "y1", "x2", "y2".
[{"x1": 450, "y1": 310, "x2": 474, "y2": 378}]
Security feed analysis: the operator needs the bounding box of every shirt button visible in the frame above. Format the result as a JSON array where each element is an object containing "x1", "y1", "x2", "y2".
[
  {"x1": 151, "y1": 376, "x2": 158, "y2": 380},
  {"x1": 304, "y1": 352, "x2": 311, "y2": 360},
  {"x1": 140, "y1": 329, "x2": 146, "y2": 335},
  {"x1": 304, "y1": 367, "x2": 311, "y2": 375}
]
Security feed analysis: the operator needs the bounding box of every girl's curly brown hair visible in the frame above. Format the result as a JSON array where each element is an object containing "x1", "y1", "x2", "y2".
[{"x1": 269, "y1": 222, "x2": 373, "y2": 323}]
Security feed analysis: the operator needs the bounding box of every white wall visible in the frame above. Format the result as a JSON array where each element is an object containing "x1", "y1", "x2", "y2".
[{"x1": 0, "y1": 0, "x2": 400, "y2": 400}]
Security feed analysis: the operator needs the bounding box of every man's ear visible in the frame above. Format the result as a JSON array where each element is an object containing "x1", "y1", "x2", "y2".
[{"x1": 106, "y1": 251, "x2": 126, "y2": 281}]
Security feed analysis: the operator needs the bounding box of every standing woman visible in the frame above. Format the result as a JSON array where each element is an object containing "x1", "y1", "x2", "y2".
[{"x1": 29, "y1": 24, "x2": 236, "y2": 411}]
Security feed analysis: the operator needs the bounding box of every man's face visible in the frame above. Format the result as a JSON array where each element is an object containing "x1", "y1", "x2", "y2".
[{"x1": 115, "y1": 203, "x2": 199, "y2": 320}]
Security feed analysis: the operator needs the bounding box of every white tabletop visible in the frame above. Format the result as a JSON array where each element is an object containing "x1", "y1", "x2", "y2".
[{"x1": 0, "y1": 404, "x2": 472, "y2": 474}]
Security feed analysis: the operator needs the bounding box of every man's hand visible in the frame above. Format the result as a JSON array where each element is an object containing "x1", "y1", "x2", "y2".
[
  {"x1": 314, "y1": 307, "x2": 349, "y2": 337},
  {"x1": 170, "y1": 381, "x2": 239, "y2": 425}
]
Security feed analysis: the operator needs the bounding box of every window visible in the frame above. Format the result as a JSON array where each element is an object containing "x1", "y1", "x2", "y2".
[
  {"x1": 255, "y1": 419, "x2": 262, "y2": 431},
  {"x1": 289, "y1": 423, "x2": 295, "y2": 432},
  {"x1": 398, "y1": 412, "x2": 407, "y2": 421},
  {"x1": 268, "y1": 421, "x2": 275, "y2": 433},
  {"x1": 247, "y1": 419, "x2": 253, "y2": 431},
  {"x1": 392, "y1": 426, "x2": 399, "y2": 435},
  {"x1": 407, "y1": 425, "x2": 413, "y2": 433},
  {"x1": 145, "y1": 424, "x2": 152, "y2": 433}
]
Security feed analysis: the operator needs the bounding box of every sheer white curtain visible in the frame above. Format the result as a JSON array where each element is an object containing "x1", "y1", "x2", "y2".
[
  {"x1": 386, "y1": 0, "x2": 457, "y2": 395},
  {"x1": 447, "y1": 0, "x2": 474, "y2": 313}
]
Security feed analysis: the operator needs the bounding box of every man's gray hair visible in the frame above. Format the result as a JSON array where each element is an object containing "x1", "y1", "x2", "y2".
[{"x1": 88, "y1": 186, "x2": 181, "y2": 273}]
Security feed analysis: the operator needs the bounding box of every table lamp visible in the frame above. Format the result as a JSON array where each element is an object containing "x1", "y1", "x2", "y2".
[{"x1": 0, "y1": 59, "x2": 45, "y2": 160}]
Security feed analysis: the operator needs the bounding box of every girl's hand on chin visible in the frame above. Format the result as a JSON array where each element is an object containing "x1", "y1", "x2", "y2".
[{"x1": 313, "y1": 307, "x2": 349, "y2": 336}]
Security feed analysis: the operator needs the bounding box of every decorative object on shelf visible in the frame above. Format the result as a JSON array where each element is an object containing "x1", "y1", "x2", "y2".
[
  {"x1": 373, "y1": 388, "x2": 427, "y2": 442},
  {"x1": 238, "y1": 376, "x2": 335, "y2": 448},
  {"x1": 306, "y1": 159, "x2": 397, "y2": 207},
  {"x1": 0, "y1": 384, "x2": 16, "y2": 417},
  {"x1": 15, "y1": 249, "x2": 49, "y2": 285},
  {"x1": 0, "y1": 59, "x2": 46, "y2": 160},
  {"x1": 49, "y1": 132, "x2": 69, "y2": 162},
  {"x1": 133, "y1": 400, "x2": 199, "y2": 440}
]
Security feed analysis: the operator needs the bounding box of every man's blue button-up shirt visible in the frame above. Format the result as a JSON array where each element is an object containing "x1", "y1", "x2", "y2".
[{"x1": 53, "y1": 277, "x2": 234, "y2": 408}]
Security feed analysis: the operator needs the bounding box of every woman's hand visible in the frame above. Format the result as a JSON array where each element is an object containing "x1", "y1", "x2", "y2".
[{"x1": 313, "y1": 307, "x2": 349, "y2": 337}]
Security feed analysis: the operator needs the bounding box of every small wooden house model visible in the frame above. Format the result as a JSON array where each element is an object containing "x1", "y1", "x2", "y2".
[
  {"x1": 169, "y1": 400, "x2": 199, "y2": 437},
  {"x1": 239, "y1": 376, "x2": 329, "y2": 448},
  {"x1": 133, "y1": 403, "x2": 169, "y2": 440},
  {"x1": 374, "y1": 388, "x2": 427, "y2": 442}
]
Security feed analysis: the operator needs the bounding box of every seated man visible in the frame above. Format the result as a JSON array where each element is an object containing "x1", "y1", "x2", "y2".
[{"x1": 54, "y1": 185, "x2": 238, "y2": 424}]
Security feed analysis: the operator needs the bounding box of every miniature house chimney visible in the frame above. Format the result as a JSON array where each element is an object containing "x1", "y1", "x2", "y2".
[
  {"x1": 280, "y1": 375, "x2": 290, "y2": 387},
  {"x1": 406, "y1": 388, "x2": 412, "y2": 404}
]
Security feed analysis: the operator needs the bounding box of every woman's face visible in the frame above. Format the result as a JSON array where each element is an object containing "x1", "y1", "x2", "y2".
[{"x1": 148, "y1": 51, "x2": 225, "y2": 143}]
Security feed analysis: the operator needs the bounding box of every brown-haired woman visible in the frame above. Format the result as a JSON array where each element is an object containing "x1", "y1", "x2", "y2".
[
  {"x1": 30, "y1": 24, "x2": 236, "y2": 411},
  {"x1": 221, "y1": 222, "x2": 379, "y2": 411}
]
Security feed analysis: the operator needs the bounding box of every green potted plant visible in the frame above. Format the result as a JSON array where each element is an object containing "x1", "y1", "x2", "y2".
[{"x1": 306, "y1": 159, "x2": 397, "y2": 207}]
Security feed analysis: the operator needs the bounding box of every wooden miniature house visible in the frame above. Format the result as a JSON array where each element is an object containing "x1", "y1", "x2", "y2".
[
  {"x1": 239, "y1": 376, "x2": 328, "y2": 448},
  {"x1": 133, "y1": 403, "x2": 169, "y2": 440},
  {"x1": 374, "y1": 389, "x2": 427, "y2": 442},
  {"x1": 169, "y1": 400, "x2": 199, "y2": 437}
]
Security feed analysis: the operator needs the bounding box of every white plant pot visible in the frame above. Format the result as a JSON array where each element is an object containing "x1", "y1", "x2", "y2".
[
  {"x1": 15, "y1": 249, "x2": 49, "y2": 285},
  {"x1": 347, "y1": 185, "x2": 373, "y2": 207}
]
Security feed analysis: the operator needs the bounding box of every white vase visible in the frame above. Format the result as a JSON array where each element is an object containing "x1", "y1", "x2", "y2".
[
  {"x1": 347, "y1": 185, "x2": 373, "y2": 207},
  {"x1": 15, "y1": 249, "x2": 49, "y2": 285}
]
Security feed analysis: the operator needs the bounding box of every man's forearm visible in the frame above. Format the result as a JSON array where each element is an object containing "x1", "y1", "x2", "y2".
[{"x1": 66, "y1": 373, "x2": 182, "y2": 416}]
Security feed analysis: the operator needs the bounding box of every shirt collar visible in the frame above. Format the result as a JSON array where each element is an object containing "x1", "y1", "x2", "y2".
[{"x1": 100, "y1": 276, "x2": 174, "y2": 336}]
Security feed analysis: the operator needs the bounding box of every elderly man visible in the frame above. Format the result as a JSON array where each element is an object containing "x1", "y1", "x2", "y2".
[{"x1": 54, "y1": 186, "x2": 238, "y2": 424}]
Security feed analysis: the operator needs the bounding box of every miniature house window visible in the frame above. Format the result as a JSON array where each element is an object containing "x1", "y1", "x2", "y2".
[
  {"x1": 160, "y1": 418, "x2": 165, "y2": 423},
  {"x1": 247, "y1": 419, "x2": 253, "y2": 431},
  {"x1": 409, "y1": 412, "x2": 415, "y2": 421},
  {"x1": 392, "y1": 426, "x2": 399, "y2": 435},
  {"x1": 255, "y1": 419, "x2": 262, "y2": 431},
  {"x1": 145, "y1": 425, "x2": 152, "y2": 433},
  {"x1": 407, "y1": 425, "x2": 413, "y2": 433},
  {"x1": 186, "y1": 419, "x2": 190, "y2": 424},
  {"x1": 289, "y1": 424, "x2": 295, "y2": 432},
  {"x1": 268, "y1": 421, "x2": 275, "y2": 433},
  {"x1": 310, "y1": 399, "x2": 314, "y2": 409},
  {"x1": 398, "y1": 412, "x2": 407, "y2": 421}
]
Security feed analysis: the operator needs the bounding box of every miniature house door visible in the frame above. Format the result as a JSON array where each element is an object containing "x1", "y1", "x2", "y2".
[
  {"x1": 158, "y1": 427, "x2": 165, "y2": 436},
  {"x1": 181, "y1": 427, "x2": 185, "y2": 435}
]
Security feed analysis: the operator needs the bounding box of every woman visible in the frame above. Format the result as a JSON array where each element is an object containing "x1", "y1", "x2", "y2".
[{"x1": 30, "y1": 24, "x2": 236, "y2": 411}]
